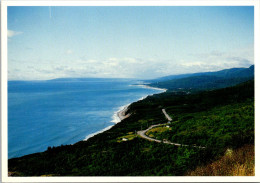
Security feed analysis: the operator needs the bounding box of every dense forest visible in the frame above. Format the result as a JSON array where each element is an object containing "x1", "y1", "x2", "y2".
[
  {"x1": 147, "y1": 65, "x2": 254, "y2": 83},
  {"x1": 148, "y1": 65, "x2": 254, "y2": 91},
  {"x1": 8, "y1": 77, "x2": 254, "y2": 176}
]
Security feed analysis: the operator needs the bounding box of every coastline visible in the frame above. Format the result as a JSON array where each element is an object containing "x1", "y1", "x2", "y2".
[
  {"x1": 117, "y1": 105, "x2": 131, "y2": 121},
  {"x1": 83, "y1": 84, "x2": 165, "y2": 142},
  {"x1": 133, "y1": 84, "x2": 167, "y2": 92},
  {"x1": 9, "y1": 81, "x2": 167, "y2": 157},
  {"x1": 83, "y1": 104, "x2": 131, "y2": 141},
  {"x1": 83, "y1": 104, "x2": 130, "y2": 141},
  {"x1": 83, "y1": 125, "x2": 114, "y2": 141}
]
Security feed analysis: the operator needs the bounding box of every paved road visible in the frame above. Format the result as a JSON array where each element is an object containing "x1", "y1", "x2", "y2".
[
  {"x1": 137, "y1": 124, "x2": 162, "y2": 143},
  {"x1": 162, "y1": 109, "x2": 172, "y2": 121},
  {"x1": 137, "y1": 109, "x2": 205, "y2": 148}
]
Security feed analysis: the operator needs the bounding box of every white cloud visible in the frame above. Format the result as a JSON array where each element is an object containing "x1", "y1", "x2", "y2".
[
  {"x1": 176, "y1": 45, "x2": 254, "y2": 74},
  {"x1": 108, "y1": 57, "x2": 118, "y2": 62},
  {"x1": 123, "y1": 57, "x2": 139, "y2": 63},
  {"x1": 8, "y1": 44, "x2": 254, "y2": 80},
  {"x1": 180, "y1": 62, "x2": 204, "y2": 67},
  {"x1": 66, "y1": 49, "x2": 73, "y2": 54},
  {"x1": 7, "y1": 30, "x2": 23, "y2": 38}
]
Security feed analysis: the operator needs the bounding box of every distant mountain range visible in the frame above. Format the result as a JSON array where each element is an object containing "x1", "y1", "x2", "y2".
[{"x1": 147, "y1": 65, "x2": 254, "y2": 91}]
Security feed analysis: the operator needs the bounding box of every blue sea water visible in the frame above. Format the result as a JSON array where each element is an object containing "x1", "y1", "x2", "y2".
[{"x1": 8, "y1": 78, "x2": 164, "y2": 158}]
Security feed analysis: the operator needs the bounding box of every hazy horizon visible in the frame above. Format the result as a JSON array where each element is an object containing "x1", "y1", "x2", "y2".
[
  {"x1": 8, "y1": 6, "x2": 254, "y2": 80},
  {"x1": 7, "y1": 64, "x2": 254, "y2": 82}
]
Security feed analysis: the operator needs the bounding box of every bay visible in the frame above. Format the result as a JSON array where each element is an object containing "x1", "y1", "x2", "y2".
[{"x1": 8, "y1": 78, "x2": 163, "y2": 158}]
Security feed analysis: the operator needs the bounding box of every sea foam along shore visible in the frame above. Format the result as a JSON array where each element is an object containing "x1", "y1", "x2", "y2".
[
  {"x1": 134, "y1": 84, "x2": 167, "y2": 92},
  {"x1": 74, "y1": 105, "x2": 127, "y2": 143},
  {"x1": 83, "y1": 84, "x2": 166, "y2": 141},
  {"x1": 83, "y1": 104, "x2": 130, "y2": 141}
]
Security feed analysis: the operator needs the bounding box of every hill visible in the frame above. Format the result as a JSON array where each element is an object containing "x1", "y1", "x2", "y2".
[
  {"x1": 148, "y1": 65, "x2": 254, "y2": 91},
  {"x1": 8, "y1": 80, "x2": 254, "y2": 176}
]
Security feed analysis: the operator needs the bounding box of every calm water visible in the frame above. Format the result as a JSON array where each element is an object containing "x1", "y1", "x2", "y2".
[{"x1": 8, "y1": 78, "x2": 163, "y2": 158}]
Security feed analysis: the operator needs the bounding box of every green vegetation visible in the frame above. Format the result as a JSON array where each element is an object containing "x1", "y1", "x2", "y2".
[
  {"x1": 146, "y1": 126, "x2": 172, "y2": 138},
  {"x1": 8, "y1": 80, "x2": 254, "y2": 176},
  {"x1": 146, "y1": 100, "x2": 253, "y2": 150},
  {"x1": 147, "y1": 65, "x2": 254, "y2": 83},
  {"x1": 186, "y1": 144, "x2": 254, "y2": 176},
  {"x1": 117, "y1": 132, "x2": 137, "y2": 142},
  {"x1": 148, "y1": 65, "x2": 254, "y2": 91}
]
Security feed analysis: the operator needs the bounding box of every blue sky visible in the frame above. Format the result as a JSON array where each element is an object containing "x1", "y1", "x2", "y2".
[{"x1": 8, "y1": 6, "x2": 254, "y2": 80}]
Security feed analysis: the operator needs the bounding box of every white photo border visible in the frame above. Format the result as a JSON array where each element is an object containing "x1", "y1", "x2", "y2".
[{"x1": 1, "y1": 0, "x2": 260, "y2": 182}]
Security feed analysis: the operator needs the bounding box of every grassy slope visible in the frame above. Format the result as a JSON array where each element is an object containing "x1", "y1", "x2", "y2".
[
  {"x1": 8, "y1": 80, "x2": 254, "y2": 176},
  {"x1": 186, "y1": 144, "x2": 254, "y2": 176}
]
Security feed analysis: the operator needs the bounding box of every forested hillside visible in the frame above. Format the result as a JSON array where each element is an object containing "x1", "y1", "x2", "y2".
[
  {"x1": 8, "y1": 80, "x2": 254, "y2": 176},
  {"x1": 148, "y1": 65, "x2": 254, "y2": 91}
]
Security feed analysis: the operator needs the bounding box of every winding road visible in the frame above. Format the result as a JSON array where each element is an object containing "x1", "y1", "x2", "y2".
[
  {"x1": 162, "y1": 109, "x2": 172, "y2": 121},
  {"x1": 137, "y1": 109, "x2": 205, "y2": 149}
]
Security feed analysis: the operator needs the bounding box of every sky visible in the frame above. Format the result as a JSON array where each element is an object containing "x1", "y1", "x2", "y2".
[{"x1": 8, "y1": 6, "x2": 254, "y2": 80}]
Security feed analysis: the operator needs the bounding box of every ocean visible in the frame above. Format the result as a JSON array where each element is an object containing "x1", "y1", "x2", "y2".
[{"x1": 8, "y1": 78, "x2": 164, "y2": 159}]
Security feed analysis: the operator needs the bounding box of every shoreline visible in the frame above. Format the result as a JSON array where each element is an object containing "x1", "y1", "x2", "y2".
[
  {"x1": 117, "y1": 105, "x2": 131, "y2": 121},
  {"x1": 83, "y1": 104, "x2": 131, "y2": 141},
  {"x1": 83, "y1": 103, "x2": 131, "y2": 142},
  {"x1": 9, "y1": 82, "x2": 166, "y2": 158},
  {"x1": 133, "y1": 84, "x2": 167, "y2": 92},
  {"x1": 9, "y1": 82, "x2": 166, "y2": 159},
  {"x1": 83, "y1": 84, "x2": 166, "y2": 142}
]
